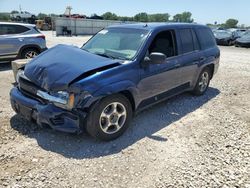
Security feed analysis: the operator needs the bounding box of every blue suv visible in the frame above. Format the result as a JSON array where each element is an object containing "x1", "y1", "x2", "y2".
[{"x1": 10, "y1": 23, "x2": 220, "y2": 141}]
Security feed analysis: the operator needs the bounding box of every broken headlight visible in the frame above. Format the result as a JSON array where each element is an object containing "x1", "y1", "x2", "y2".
[{"x1": 37, "y1": 90, "x2": 75, "y2": 110}]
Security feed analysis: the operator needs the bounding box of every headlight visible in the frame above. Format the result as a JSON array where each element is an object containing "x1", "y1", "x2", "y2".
[
  {"x1": 37, "y1": 90, "x2": 75, "y2": 110},
  {"x1": 16, "y1": 69, "x2": 24, "y2": 83},
  {"x1": 16, "y1": 69, "x2": 29, "y2": 83}
]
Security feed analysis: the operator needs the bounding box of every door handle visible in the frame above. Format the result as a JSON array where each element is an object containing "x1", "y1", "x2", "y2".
[
  {"x1": 18, "y1": 38, "x2": 24, "y2": 41},
  {"x1": 175, "y1": 63, "x2": 181, "y2": 68},
  {"x1": 200, "y1": 57, "x2": 206, "y2": 61}
]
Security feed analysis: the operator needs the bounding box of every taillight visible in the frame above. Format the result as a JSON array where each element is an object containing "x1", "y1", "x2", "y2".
[{"x1": 36, "y1": 35, "x2": 45, "y2": 40}]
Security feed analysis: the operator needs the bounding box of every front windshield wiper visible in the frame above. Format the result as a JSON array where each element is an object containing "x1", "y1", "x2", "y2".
[
  {"x1": 94, "y1": 52, "x2": 130, "y2": 61},
  {"x1": 94, "y1": 52, "x2": 115, "y2": 59},
  {"x1": 82, "y1": 49, "x2": 130, "y2": 61}
]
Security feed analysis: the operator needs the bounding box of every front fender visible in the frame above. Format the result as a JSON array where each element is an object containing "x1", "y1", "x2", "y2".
[{"x1": 80, "y1": 80, "x2": 139, "y2": 109}]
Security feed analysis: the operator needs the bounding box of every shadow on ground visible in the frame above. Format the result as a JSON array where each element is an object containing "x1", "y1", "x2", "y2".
[{"x1": 10, "y1": 87, "x2": 220, "y2": 159}]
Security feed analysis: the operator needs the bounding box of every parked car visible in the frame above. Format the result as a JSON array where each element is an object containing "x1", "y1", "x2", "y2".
[
  {"x1": 0, "y1": 22, "x2": 47, "y2": 62},
  {"x1": 234, "y1": 29, "x2": 247, "y2": 38},
  {"x1": 10, "y1": 11, "x2": 36, "y2": 20},
  {"x1": 213, "y1": 30, "x2": 237, "y2": 45},
  {"x1": 10, "y1": 23, "x2": 220, "y2": 141},
  {"x1": 235, "y1": 31, "x2": 250, "y2": 48}
]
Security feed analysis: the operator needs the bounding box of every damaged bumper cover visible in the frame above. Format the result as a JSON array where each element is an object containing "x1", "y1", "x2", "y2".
[{"x1": 10, "y1": 87, "x2": 87, "y2": 133}]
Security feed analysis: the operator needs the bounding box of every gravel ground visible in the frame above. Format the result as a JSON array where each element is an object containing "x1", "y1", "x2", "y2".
[{"x1": 0, "y1": 32, "x2": 249, "y2": 188}]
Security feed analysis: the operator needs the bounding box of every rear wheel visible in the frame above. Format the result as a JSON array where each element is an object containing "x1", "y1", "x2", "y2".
[
  {"x1": 86, "y1": 94, "x2": 132, "y2": 141},
  {"x1": 192, "y1": 68, "x2": 211, "y2": 96},
  {"x1": 21, "y1": 48, "x2": 39, "y2": 59}
]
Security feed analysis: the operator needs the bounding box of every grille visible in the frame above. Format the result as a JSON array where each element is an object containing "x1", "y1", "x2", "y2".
[{"x1": 19, "y1": 77, "x2": 47, "y2": 104}]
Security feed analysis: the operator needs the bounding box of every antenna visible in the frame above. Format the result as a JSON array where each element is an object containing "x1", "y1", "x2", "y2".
[{"x1": 64, "y1": 6, "x2": 72, "y2": 17}]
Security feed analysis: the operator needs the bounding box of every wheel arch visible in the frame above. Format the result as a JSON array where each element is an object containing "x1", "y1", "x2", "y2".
[
  {"x1": 18, "y1": 44, "x2": 42, "y2": 58},
  {"x1": 89, "y1": 80, "x2": 139, "y2": 112},
  {"x1": 205, "y1": 63, "x2": 215, "y2": 79}
]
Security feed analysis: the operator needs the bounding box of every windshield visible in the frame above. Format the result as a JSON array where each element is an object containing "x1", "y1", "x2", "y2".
[
  {"x1": 241, "y1": 31, "x2": 250, "y2": 39},
  {"x1": 82, "y1": 28, "x2": 149, "y2": 60},
  {"x1": 214, "y1": 31, "x2": 232, "y2": 38}
]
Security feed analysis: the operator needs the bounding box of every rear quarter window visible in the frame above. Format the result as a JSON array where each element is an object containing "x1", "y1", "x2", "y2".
[{"x1": 196, "y1": 28, "x2": 216, "y2": 50}]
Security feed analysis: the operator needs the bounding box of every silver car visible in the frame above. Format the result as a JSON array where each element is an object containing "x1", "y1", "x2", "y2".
[{"x1": 0, "y1": 22, "x2": 47, "y2": 62}]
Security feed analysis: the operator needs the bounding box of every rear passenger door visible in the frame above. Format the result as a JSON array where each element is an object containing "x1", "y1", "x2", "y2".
[{"x1": 177, "y1": 28, "x2": 204, "y2": 87}]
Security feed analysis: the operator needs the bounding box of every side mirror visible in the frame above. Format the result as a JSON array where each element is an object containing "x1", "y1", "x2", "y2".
[{"x1": 147, "y1": 52, "x2": 166, "y2": 64}]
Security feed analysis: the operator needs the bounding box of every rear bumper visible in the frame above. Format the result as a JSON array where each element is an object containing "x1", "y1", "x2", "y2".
[{"x1": 10, "y1": 87, "x2": 86, "y2": 133}]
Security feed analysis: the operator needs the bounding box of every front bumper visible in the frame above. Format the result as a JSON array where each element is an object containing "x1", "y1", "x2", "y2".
[
  {"x1": 216, "y1": 39, "x2": 231, "y2": 46},
  {"x1": 10, "y1": 87, "x2": 86, "y2": 133},
  {"x1": 235, "y1": 41, "x2": 250, "y2": 48}
]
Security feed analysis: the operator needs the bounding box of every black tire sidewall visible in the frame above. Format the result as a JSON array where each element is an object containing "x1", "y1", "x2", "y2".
[
  {"x1": 193, "y1": 68, "x2": 211, "y2": 95},
  {"x1": 86, "y1": 94, "x2": 132, "y2": 141}
]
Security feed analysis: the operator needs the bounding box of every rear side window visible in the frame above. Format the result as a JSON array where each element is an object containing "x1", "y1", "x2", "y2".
[
  {"x1": 196, "y1": 28, "x2": 216, "y2": 50},
  {"x1": 179, "y1": 29, "x2": 194, "y2": 54},
  {"x1": 191, "y1": 29, "x2": 200, "y2": 51},
  {"x1": 0, "y1": 24, "x2": 30, "y2": 35}
]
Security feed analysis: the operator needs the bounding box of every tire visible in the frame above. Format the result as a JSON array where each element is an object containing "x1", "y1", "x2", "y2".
[
  {"x1": 192, "y1": 68, "x2": 211, "y2": 96},
  {"x1": 21, "y1": 48, "x2": 39, "y2": 59},
  {"x1": 86, "y1": 94, "x2": 132, "y2": 141}
]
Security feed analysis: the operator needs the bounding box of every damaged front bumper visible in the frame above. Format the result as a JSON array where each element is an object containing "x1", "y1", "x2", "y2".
[{"x1": 10, "y1": 87, "x2": 87, "y2": 133}]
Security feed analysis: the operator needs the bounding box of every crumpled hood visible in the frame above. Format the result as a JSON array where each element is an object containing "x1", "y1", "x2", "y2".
[{"x1": 24, "y1": 44, "x2": 120, "y2": 91}]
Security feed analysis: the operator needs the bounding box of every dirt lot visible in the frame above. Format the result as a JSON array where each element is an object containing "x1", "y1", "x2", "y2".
[{"x1": 0, "y1": 32, "x2": 250, "y2": 188}]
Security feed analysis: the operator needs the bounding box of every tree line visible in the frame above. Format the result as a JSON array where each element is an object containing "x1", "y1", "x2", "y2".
[
  {"x1": 101, "y1": 11, "x2": 194, "y2": 23},
  {"x1": 0, "y1": 10, "x2": 248, "y2": 29}
]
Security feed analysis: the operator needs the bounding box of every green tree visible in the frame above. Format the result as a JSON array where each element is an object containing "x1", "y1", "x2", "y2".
[
  {"x1": 173, "y1": 12, "x2": 193, "y2": 23},
  {"x1": 102, "y1": 12, "x2": 118, "y2": 20},
  {"x1": 148, "y1": 13, "x2": 170, "y2": 22},
  {"x1": 0, "y1": 13, "x2": 10, "y2": 21},
  {"x1": 224, "y1": 19, "x2": 238, "y2": 28},
  {"x1": 37, "y1": 13, "x2": 47, "y2": 20},
  {"x1": 134, "y1": 12, "x2": 148, "y2": 22}
]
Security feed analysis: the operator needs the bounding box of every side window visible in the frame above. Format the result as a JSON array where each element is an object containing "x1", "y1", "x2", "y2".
[
  {"x1": 148, "y1": 30, "x2": 177, "y2": 58},
  {"x1": 191, "y1": 29, "x2": 200, "y2": 51},
  {"x1": 196, "y1": 28, "x2": 216, "y2": 50},
  {"x1": 0, "y1": 25, "x2": 29, "y2": 35},
  {"x1": 13, "y1": 25, "x2": 30, "y2": 34},
  {"x1": 0, "y1": 25, "x2": 7, "y2": 35},
  {"x1": 179, "y1": 29, "x2": 194, "y2": 54}
]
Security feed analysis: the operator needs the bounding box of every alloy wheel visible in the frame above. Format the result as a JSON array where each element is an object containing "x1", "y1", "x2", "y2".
[
  {"x1": 99, "y1": 102, "x2": 127, "y2": 134},
  {"x1": 198, "y1": 71, "x2": 209, "y2": 92},
  {"x1": 25, "y1": 51, "x2": 38, "y2": 59}
]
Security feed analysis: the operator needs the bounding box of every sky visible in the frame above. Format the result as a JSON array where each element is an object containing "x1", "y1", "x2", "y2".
[{"x1": 0, "y1": 0, "x2": 249, "y2": 25}]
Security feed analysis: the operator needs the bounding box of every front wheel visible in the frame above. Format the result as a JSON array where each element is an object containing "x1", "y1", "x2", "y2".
[
  {"x1": 192, "y1": 68, "x2": 211, "y2": 96},
  {"x1": 86, "y1": 94, "x2": 132, "y2": 141}
]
